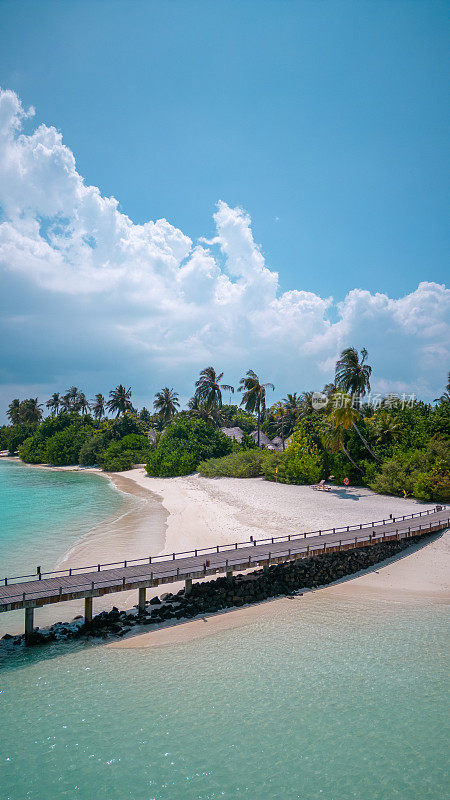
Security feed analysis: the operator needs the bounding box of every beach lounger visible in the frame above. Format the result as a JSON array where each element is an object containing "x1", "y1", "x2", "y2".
[{"x1": 311, "y1": 480, "x2": 332, "y2": 491}]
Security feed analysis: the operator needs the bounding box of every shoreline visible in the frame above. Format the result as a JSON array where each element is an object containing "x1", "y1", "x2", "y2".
[
  {"x1": 2, "y1": 459, "x2": 448, "y2": 646},
  {"x1": 106, "y1": 468, "x2": 449, "y2": 648}
]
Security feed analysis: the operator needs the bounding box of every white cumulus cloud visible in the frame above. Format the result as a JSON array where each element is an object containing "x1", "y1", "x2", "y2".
[{"x1": 0, "y1": 87, "x2": 448, "y2": 410}]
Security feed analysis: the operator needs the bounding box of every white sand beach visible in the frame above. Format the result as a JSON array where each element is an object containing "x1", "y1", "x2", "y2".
[
  {"x1": 111, "y1": 468, "x2": 441, "y2": 554},
  {"x1": 6, "y1": 462, "x2": 446, "y2": 640},
  {"x1": 89, "y1": 468, "x2": 448, "y2": 649}
]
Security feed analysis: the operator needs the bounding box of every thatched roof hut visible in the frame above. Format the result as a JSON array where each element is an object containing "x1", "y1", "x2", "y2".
[
  {"x1": 249, "y1": 430, "x2": 278, "y2": 449},
  {"x1": 220, "y1": 426, "x2": 245, "y2": 443}
]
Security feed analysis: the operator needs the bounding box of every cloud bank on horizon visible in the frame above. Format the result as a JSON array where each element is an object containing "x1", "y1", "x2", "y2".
[{"x1": 0, "y1": 87, "x2": 448, "y2": 412}]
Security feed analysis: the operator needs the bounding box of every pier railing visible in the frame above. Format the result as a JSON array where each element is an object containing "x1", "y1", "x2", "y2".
[
  {"x1": 2, "y1": 505, "x2": 446, "y2": 596},
  {"x1": 2, "y1": 517, "x2": 449, "y2": 605}
]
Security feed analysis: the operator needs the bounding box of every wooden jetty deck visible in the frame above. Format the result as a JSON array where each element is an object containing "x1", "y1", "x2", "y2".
[{"x1": 1, "y1": 505, "x2": 448, "y2": 642}]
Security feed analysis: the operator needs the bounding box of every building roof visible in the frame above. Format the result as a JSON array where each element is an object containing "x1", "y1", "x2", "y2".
[
  {"x1": 220, "y1": 426, "x2": 244, "y2": 442},
  {"x1": 249, "y1": 430, "x2": 277, "y2": 448}
]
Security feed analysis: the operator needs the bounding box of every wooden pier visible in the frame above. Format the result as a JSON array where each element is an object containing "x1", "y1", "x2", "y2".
[{"x1": 1, "y1": 506, "x2": 448, "y2": 642}]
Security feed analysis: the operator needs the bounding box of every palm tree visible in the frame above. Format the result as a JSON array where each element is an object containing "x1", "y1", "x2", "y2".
[
  {"x1": 271, "y1": 401, "x2": 288, "y2": 450},
  {"x1": 368, "y1": 410, "x2": 400, "y2": 446},
  {"x1": 194, "y1": 367, "x2": 234, "y2": 409},
  {"x1": 7, "y1": 398, "x2": 43, "y2": 424},
  {"x1": 60, "y1": 393, "x2": 72, "y2": 413},
  {"x1": 6, "y1": 399, "x2": 21, "y2": 424},
  {"x1": 335, "y1": 347, "x2": 372, "y2": 402},
  {"x1": 322, "y1": 382, "x2": 337, "y2": 398},
  {"x1": 331, "y1": 398, "x2": 379, "y2": 460},
  {"x1": 238, "y1": 370, "x2": 275, "y2": 446},
  {"x1": 153, "y1": 387, "x2": 180, "y2": 423},
  {"x1": 66, "y1": 386, "x2": 80, "y2": 410},
  {"x1": 46, "y1": 393, "x2": 61, "y2": 416},
  {"x1": 77, "y1": 392, "x2": 90, "y2": 416},
  {"x1": 60, "y1": 386, "x2": 81, "y2": 412},
  {"x1": 107, "y1": 385, "x2": 134, "y2": 417},
  {"x1": 24, "y1": 398, "x2": 43, "y2": 423},
  {"x1": 435, "y1": 372, "x2": 450, "y2": 404},
  {"x1": 187, "y1": 395, "x2": 223, "y2": 427},
  {"x1": 284, "y1": 392, "x2": 302, "y2": 415},
  {"x1": 91, "y1": 393, "x2": 106, "y2": 421},
  {"x1": 321, "y1": 418, "x2": 362, "y2": 473}
]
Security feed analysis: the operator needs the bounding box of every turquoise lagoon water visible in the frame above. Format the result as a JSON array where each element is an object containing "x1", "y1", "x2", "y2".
[
  {"x1": 0, "y1": 462, "x2": 449, "y2": 800},
  {"x1": 0, "y1": 460, "x2": 133, "y2": 638},
  {"x1": 0, "y1": 460, "x2": 124, "y2": 579}
]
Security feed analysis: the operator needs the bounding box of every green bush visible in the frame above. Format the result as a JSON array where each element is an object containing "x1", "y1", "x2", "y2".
[
  {"x1": 19, "y1": 434, "x2": 47, "y2": 464},
  {"x1": 108, "y1": 413, "x2": 146, "y2": 440},
  {"x1": 262, "y1": 451, "x2": 290, "y2": 482},
  {"x1": 146, "y1": 418, "x2": 232, "y2": 477},
  {"x1": 100, "y1": 433, "x2": 150, "y2": 471},
  {"x1": 3, "y1": 423, "x2": 38, "y2": 455},
  {"x1": 78, "y1": 430, "x2": 113, "y2": 466},
  {"x1": 219, "y1": 405, "x2": 256, "y2": 433},
  {"x1": 101, "y1": 434, "x2": 149, "y2": 471},
  {"x1": 198, "y1": 449, "x2": 271, "y2": 478},
  {"x1": 413, "y1": 465, "x2": 450, "y2": 502},
  {"x1": 264, "y1": 424, "x2": 323, "y2": 485},
  {"x1": 241, "y1": 432, "x2": 258, "y2": 450},
  {"x1": 369, "y1": 439, "x2": 450, "y2": 502},
  {"x1": 44, "y1": 424, "x2": 96, "y2": 466}
]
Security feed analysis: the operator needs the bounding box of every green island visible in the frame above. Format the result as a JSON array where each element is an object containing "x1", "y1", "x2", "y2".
[{"x1": 2, "y1": 350, "x2": 449, "y2": 502}]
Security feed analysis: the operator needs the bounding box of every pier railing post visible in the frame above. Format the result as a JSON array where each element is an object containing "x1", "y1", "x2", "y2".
[
  {"x1": 138, "y1": 587, "x2": 146, "y2": 612},
  {"x1": 25, "y1": 606, "x2": 34, "y2": 645},
  {"x1": 84, "y1": 596, "x2": 93, "y2": 624}
]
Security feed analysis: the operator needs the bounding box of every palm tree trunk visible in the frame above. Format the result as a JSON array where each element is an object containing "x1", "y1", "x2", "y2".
[
  {"x1": 351, "y1": 422, "x2": 380, "y2": 460},
  {"x1": 340, "y1": 442, "x2": 362, "y2": 472}
]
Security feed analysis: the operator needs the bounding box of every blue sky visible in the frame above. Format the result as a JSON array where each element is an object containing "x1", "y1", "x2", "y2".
[{"x1": 0, "y1": 0, "x2": 449, "y2": 416}]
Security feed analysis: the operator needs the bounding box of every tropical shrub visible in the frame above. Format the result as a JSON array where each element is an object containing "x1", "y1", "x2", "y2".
[
  {"x1": 44, "y1": 424, "x2": 96, "y2": 466},
  {"x1": 18, "y1": 434, "x2": 47, "y2": 464},
  {"x1": 240, "y1": 432, "x2": 258, "y2": 450},
  {"x1": 282, "y1": 424, "x2": 323, "y2": 484},
  {"x1": 146, "y1": 418, "x2": 232, "y2": 477},
  {"x1": 198, "y1": 449, "x2": 271, "y2": 478},
  {"x1": 263, "y1": 424, "x2": 323, "y2": 485},
  {"x1": 219, "y1": 405, "x2": 256, "y2": 433},
  {"x1": 262, "y1": 451, "x2": 290, "y2": 482},
  {"x1": 3, "y1": 422, "x2": 38, "y2": 455},
  {"x1": 78, "y1": 430, "x2": 113, "y2": 466},
  {"x1": 108, "y1": 413, "x2": 145, "y2": 440},
  {"x1": 369, "y1": 440, "x2": 450, "y2": 502},
  {"x1": 100, "y1": 433, "x2": 150, "y2": 472}
]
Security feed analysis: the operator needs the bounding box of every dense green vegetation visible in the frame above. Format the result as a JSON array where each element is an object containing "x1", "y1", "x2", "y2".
[
  {"x1": 1, "y1": 365, "x2": 449, "y2": 501},
  {"x1": 0, "y1": 402, "x2": 152, "y2": 470},
  {"x1": 197, "y1": 360, "x2": 450, "y2": 502},
  {"x1": 197, "y1": 449, "x2": 270, "y2": 478},
  {"x1": 146, "y1": 419, "x2": 232, "y2": 477}
]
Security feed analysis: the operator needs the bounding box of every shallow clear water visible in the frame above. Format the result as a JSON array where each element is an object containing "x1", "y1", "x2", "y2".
[
  {"x1": 0, "y1": 460, "x2": 132, "y2": 636},
  {"x1": 0, "y1": 462, "x2": 448, "y2": 800},
  {"x1": 0, "y1": 460, "x2": 124, "y2": 578}
]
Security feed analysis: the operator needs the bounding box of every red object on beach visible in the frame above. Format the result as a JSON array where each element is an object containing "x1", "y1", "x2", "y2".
[{"x1": 344, "y1": 477, "x2": 349, "y2": 485}]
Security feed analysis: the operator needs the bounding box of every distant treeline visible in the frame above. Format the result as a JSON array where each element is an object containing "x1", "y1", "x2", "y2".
[{"x1": 1, "y1": 357, "x2": 449, "y2": 501}]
